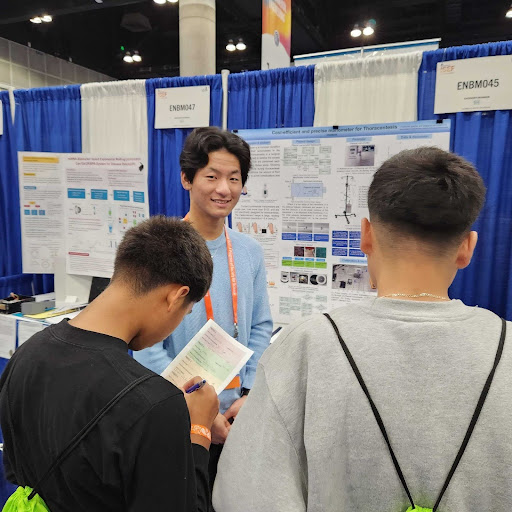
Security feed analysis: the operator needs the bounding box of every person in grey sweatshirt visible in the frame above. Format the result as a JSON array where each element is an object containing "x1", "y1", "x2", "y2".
[{"x1": 213, "y1": 146, "x2": 512, "y2": 512}]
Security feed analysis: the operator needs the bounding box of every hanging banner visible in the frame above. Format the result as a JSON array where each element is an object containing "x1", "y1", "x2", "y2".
[
  {"x1": 154, "y1": 86, "x2": 210, "y2": 129},
  {"x1": 232, "y1": 120, "x2": 451, "y2": 325},
  {"x1": 261, "y1": 0, "x2": 291, "y2": 70},
  {"x1": 434, "y1": 55, "x2": 512, "y2": 114},
  {"x1": 0, "y1": 102, "x2": 3, "y2": 135}
]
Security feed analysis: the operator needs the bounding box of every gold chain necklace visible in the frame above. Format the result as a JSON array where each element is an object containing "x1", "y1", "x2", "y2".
[{"x1": 381, "y1": 292, "x2": 450, "y2": 301}]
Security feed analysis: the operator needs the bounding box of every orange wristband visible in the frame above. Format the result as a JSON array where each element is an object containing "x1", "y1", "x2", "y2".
[{"x1": 191, "y1": 424, "x2": 211, "y2": 441}]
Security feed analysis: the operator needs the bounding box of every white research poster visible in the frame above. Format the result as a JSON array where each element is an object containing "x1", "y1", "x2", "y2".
[
  {"x1": 232, "y1": 120, "x2": 451, "y2": 325},
  {"x1": 18, "y1": 153, "x2": 66, "y2": 273},
  {"x1": 64, "y1": 155, "x2": 149, "y2": 278},
  {"x1": 18, "y1": 152, "x2": 149, "y2": 277},
  {"x1": 154, "y1": 85, "x2": 210, "y2": 129}
]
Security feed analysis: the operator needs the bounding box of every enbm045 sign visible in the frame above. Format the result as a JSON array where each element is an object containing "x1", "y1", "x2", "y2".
[{"x1": 434, "y1": 55, "x2": 512, "y2": 113}]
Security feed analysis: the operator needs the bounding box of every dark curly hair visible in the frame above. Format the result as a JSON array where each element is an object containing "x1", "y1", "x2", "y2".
[{"x1": 180, "y1": 127, "x2": 251, "y2": 185}]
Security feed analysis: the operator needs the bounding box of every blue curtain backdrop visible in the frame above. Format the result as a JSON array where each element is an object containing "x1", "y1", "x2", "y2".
[
  {"x1": 0, "y1": 92, "x2": 18, "y2": 507},
  {"x1": 146, "y1": 75, "x2": 223, "y2": 218},
  {"x1": 227, "y1": 66, "x2": 315, "y2": 130},
  {"x1": 418, "y1": 42, "x2": 512, "y2": 320},
  {"x1": 0, "y1": 92, "x2": 18, "y2": 279},
  {"x1": 13, "y1": 85, "x2": 82, "y2": 294}
]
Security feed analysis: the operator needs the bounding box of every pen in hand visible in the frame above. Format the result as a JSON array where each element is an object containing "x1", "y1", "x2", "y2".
[{"x1": 185, "y1": 379, "x2": 207, "y2": 394}]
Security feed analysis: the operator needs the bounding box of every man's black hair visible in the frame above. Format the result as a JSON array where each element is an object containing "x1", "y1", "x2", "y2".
[
  {"x1": 368, "y1": 147, "x2": 486, "y2": 247},
  {"x1": 180, "y1": 127, "x2": 251, "y2": 185},
  {"x1": 112, "y1": 216, "x2": 213, "y2": 302}
]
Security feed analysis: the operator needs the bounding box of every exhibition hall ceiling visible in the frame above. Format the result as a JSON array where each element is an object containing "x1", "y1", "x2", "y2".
[{"x1": 0, "y1": 0, "x2": 510, "y2": 79}]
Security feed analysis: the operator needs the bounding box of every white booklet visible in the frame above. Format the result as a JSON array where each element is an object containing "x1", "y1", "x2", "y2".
[{"x1": 161, "y1": 319, "x2": 254, "y2": 394}]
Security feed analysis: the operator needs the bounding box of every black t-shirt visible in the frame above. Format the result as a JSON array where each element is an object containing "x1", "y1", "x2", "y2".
[{"x1": 0, "y1": 320, "x2": 209, "y2": 512}]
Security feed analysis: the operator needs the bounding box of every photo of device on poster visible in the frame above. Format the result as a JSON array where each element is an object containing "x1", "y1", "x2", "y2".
[{"x1": 331, "y1": 264, "x2": 375, "y2": 292}]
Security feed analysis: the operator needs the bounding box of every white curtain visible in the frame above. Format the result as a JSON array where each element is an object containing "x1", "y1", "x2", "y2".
[
  {"x1": 314, "y1": 52, "x2": 423, "y2": 126},
  {"x1": 81, "y1": 80, "x2": 148, "y2": 170}
]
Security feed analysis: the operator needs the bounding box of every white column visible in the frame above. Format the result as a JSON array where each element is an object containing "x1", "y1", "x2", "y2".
[{"x1": 179, "y1": 0, "x2": 216, "y2": 77}]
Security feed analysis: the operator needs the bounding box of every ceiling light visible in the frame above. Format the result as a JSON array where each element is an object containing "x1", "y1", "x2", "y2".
[
  {"x1": 154, "y1": 0, "x2": 166, "y2": 4},
  {"x1": 42, "y1": 15, "x2": 52, "y2": 22},
  {"x1": 226, "y1": 40, "x2": 236, "y2": 52},
  {"x1": 95, "y1": 0, "x2": 104, "y2": 3},
  {"x1": 236, "y1": 39, "x2": 247, "y2": 51},
  {"x1": 506, "y1": 6, "x2": 512, "y2": 17},
  {"x1": 350, "y1": 25, "x2": 362, "y2": 37},
  {"x1": 132, "y1": 51, "x2": 142, "y2": 62},
  {"x1": 167, "y1": 0, "x2": 179, "y2": 3},
  {"x1": 123, "y1": 52, "x2": 134, "y2": 63},
  {"x1": 363, "y1": 25, "x2": 374, "y2": 36},
  {"x1": 30, "y1": 17, "x2": 42, "y2": 23}
]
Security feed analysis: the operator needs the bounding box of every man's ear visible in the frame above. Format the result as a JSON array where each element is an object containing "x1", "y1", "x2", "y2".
[
  {"x1": 181, "y1": 172, "x2": 192, "y2": 191},
  {"x1": 455, "y1": 231, "x2": 478, "y2": 269},
  {"x1": 360, "y1": 218, "x2": 373, "y2": 256},
  {"x1": 166, "y1": 285, "x2": 190, "y2": 312}
]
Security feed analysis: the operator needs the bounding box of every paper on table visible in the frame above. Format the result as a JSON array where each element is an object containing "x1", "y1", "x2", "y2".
[
  {"x1": 24, "y1": 303, "x2": 86, "y2": 319},
  {"x1": 161, "y1": 319, "x2": 254, "y2": 394},
  {"x1": 43, "y1": 310, "x2": 81, "y2": 325}
]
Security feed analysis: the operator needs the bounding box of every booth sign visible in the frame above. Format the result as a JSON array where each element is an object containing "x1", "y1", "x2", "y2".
[
  {"x1": 434, "y1": 55, "x2": 512, "y2": 114},
  {"x1": 154, "y1": 85, "x2": 210, "y2": 129}
]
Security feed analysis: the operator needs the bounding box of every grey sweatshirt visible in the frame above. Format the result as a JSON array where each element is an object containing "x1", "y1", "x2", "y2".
[{"x1": 213, "y1": 299, "x2": 512, "y2": 512}]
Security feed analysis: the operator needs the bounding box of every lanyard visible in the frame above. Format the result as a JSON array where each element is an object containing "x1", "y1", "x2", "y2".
[{"x1": 184, "y1": 214, "x2": 239, "y2": 338}]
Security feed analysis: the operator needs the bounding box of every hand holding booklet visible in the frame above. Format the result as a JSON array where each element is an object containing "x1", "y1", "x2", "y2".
[{"x1": 161, "y1": 319, "x2": 254, "y2": 394}]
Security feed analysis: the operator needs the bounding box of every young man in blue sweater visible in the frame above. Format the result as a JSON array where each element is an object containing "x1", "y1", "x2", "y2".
[{"x1": 134, "y1": 127, "x2": 273, "y2": 485}]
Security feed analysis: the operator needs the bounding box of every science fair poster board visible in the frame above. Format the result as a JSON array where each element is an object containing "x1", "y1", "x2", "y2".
[
  {"x1": 232, "y1": 120, "x2": 451, "y2": 325},
  {"x1": 19, "y1": 153, "x2": 148, "y2": 278}
]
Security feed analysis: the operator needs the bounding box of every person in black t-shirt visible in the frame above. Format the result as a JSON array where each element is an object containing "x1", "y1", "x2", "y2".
[{"x1": 0, "y1": 216, "x2": 219, "y2": 512}]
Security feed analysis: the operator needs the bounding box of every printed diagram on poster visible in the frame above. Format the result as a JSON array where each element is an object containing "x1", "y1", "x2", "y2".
[
  {"x1": 232, "y1": 121, "x2": 451, "y2": 324},
  {"x1": 19, "y1": 152, "x2": 149, "y2": 278},
  {"x1": 64, "y1": 155, "x2": 149, "y2": 278}
]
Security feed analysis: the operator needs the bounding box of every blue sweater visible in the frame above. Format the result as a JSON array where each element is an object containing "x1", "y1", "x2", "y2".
[{"x1": 134, "y1": 228, "x2": 273, "y2": 412}]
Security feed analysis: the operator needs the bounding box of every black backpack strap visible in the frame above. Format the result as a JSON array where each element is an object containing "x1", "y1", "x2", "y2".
[
  {"x1": 28, "y1": 373, "x2": 154, "y2": 500},
  {"x1": 323, "y1": 312, "x2": 416, "y2": 510},
  {"x1": 323, "y1": 313, "x2": 507, "y2": 512},
  {"x1": 432, "y1": 317, "x2": 507, "y2": 511}
]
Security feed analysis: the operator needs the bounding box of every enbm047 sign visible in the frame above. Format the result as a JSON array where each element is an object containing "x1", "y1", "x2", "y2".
[
  {"x1": 155, "y1": 85, "x2": 210, "y2": 129},
  {"x1": 434, "y1": 55, "x2": 512, "y2": 114}
]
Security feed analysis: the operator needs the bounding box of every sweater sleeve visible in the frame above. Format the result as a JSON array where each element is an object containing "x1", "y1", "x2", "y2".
[
  {"x1": 244, "y1": 245, "x2": 273, "y2": 389},
  {"x1": 213, "y1": 365, "x2": 306, "y2": 512},
  {"x1": 121, "y1": 393, "x2": 210, "y2": 512}
]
